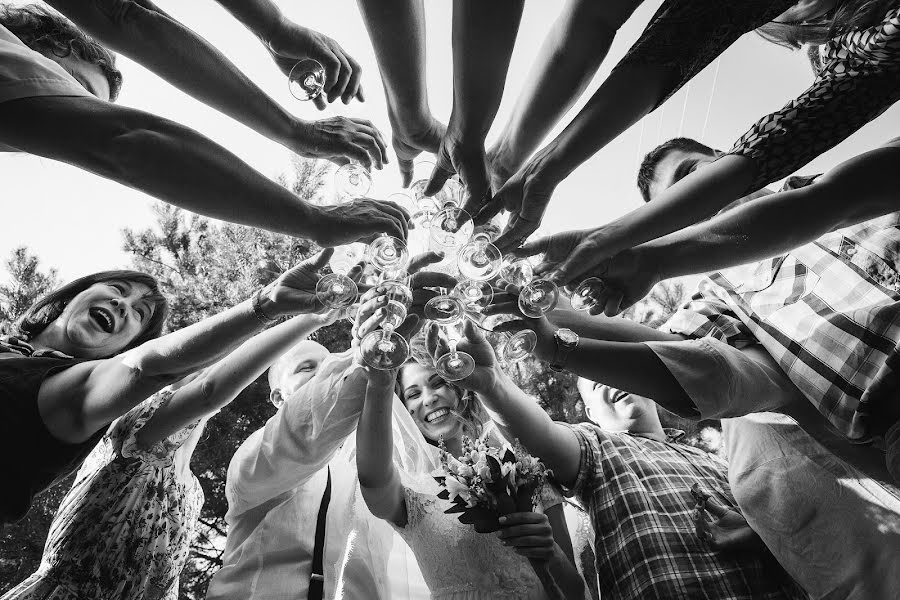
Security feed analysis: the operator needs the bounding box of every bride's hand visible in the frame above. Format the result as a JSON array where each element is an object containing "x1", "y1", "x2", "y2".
[
  {"x1": 424, "y1": 319, "x2": 499, "y2": 395},
  {"x1": 496, "y1": 512, "x2": 555, "y2": 562}
]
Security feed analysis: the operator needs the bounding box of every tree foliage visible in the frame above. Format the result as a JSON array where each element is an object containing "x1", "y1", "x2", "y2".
[{"x1": 0, "y1": 246, "x2": 59, "y2": 333}]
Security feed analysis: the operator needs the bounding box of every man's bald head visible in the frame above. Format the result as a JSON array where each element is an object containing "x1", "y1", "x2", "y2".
[{"x1": 268, "y1": 340, "x2": 329, "y2": 409}]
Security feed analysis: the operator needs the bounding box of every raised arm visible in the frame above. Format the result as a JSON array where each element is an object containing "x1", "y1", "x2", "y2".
[
  {"x1": 214, "y1": 0, "x2": 364, "y2": 107},
  {"x1": 487, "y1": 0, "x2": 794, "y2": 251},
  {"x1": 569, "y1": 140, "x2": 900, "y2": 316},
  {"x1": 356, "y1": 368, "x2": 407, "y2": 526},
  {"x1": 36, "y1": 251, "x2": 337, "y2": 443},
  {"x1": 136, "y1": 311, "x2": 338, "y2": 447},
  {"x1": 426, "y1": 0, "x2": 525, "y2": 206},
  {"x1": 489, "y1": 0, "x2": 642, "y2": 188},
  {"x1": 0, "y1": 96, "x2": 407, "y2": 245},
  {"x1": 46, "y1": 0, "x2": 384, "y2": 168},
  {"x1": 357, "y1": 0, "x2": 444, "y2": 186}
]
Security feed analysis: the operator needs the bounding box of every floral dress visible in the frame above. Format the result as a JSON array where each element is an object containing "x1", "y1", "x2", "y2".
[{"x1": 2, "y1": 390, "x2": 204, "y2": 600}]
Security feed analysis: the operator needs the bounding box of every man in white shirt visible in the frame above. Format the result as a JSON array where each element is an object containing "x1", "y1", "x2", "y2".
[
  {"x1": 207, "y1": 341, "x2": 427, "y2": 600},
  {"x1": 0, "y1": 4, "x2": 407, "y2": 248}
]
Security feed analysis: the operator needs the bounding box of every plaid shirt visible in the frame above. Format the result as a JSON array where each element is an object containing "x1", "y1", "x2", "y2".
[
  {"x1": 665, "y1": 210, "x2": 900, "y2": 440},
  {"x1": 564, "y1": 423, "x2": 804, "y2": 600}
]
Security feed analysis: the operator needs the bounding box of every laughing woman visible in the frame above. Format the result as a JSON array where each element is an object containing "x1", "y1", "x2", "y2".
[{"x1": 0, "y1": 250, "x2": 336, "y2": 526}]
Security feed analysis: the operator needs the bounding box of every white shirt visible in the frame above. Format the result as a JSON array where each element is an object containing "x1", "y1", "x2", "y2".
[
  {"x1": 206, "y1": 351, "x2": 426, "y2": 600},
  {"x1": 646, "y1": 337, "x2": 900, "y2": 597},
  {"x1": 0, "y1": 24, "x2": 91, "y2": 152}
]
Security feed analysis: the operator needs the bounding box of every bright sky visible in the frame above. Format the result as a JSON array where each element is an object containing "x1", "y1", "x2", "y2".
[{"x1": 2, "y1": 0, "x2": 899, "y2": 282}]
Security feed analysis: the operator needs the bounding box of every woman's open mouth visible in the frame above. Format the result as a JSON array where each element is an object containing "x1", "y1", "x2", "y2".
[
  {"x1": 425, "y1": 407, "x2": 451, "y2": 424},
  {"x1": 89, "y1": 306, "x2": 115, "y2": 334}
]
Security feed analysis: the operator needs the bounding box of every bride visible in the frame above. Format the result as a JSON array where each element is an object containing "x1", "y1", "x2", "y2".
[{"x1": 354, "y1": 314, "x2": 588, "y2": 598}]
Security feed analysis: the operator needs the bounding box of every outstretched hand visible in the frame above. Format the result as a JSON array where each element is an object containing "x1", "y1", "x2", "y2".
[
  {"x1": 393, "y1": 118, "x2": 446, "y2": 187},
  {"x1": 424, "y1": 319, "x2": 498, "y2": 394},
  {"x1": 295, "y1": 117, "x2": 388, "y2": 170},
  {"x1": 266, "y1": 17, "x2": 364, "y2": 108},
  {"x1": 575, "y1": 248, "x2": 661, "y2": 317},
  {"x1": 426, "y1": 129, "x2": 490, "y2": 215},
  {"x1": 311, "y1": 198, "x2": 410, "y2": 247},
  {"x1": 265, "y1": 248, "x2": 334, "y2": 316}
]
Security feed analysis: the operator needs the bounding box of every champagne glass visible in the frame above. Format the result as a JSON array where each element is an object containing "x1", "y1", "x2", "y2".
[
  {"x1": 367, "y1": 235, "x2": 410, "y2": 274},
  {"x1": 360, "y1": 277, "x2": 413, "y2": 370},
  {"x1": 466, "y1": 310, "x2": 535, "y2": 363},
  {"x1": 424, "y1": 292, "x2": 465, "y2": 325},
  {"x1": 288, "y1": 59, "x2": 325, "y2": 101},
  {"x1": 451, "y1": 279, "x2": 494, "y2": 313},
  {"x1": 498, "y1": 257, "x2": 534, "y2": 288},
  {"x1": 570, "y1": 277, "x2": 603, "y2": 312},
  {"x1": 429, "y1": 207, "x2": 474, "y2": 253},
  {"x1": 315, "y1": 244, "x2": 362, "y2": 308},
  {"x1": 335, "y1": 162, "x2": 372, "y2": 201},
  {"x1": 457, "y1": 233, "x2": 503, "y2": 281},
  {"x1": 434, "y1": 319, "x2": 475, "y2": 381},
  {"x1": 518, "y1": 278, "x2": 560, "y2": 318}
]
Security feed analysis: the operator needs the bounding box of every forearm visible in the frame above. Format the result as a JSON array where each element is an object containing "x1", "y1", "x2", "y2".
[
  {"x1": 449, "y1": 0, "x2": 525, "y2": 138},
  {"x1": 356, "y1": 384, "x2": 398, "y2": 491},
  {"x1": 357, "y1": 0, "x2": 430, "y2": 131},
  {"x1": 476, "y1": 370, "x2": 581, "y2": 485},
  {"x1": 564, "y1": 338, "x2": 697, "y2": 417},
  {"x1": 547, "y1": 299, "x2": 683, "y2": 343},
  {"x1": 140, "y1": 314, "x2": 331, "y2": 444},
  {"x1": 213, "y1": 0, "x2": 283, "y2": 43},
  {"x1": 547, "y1": 544, "x2": 588, "y2": 600},
  {"x1": 0, "y1": 97, "x2": 320, "y2": 238},
  {"x1": 494, "y1": 0, "x2": 637, "y2": 168},
  {"x1": 650, "y1": 145, "x2": 900, "y2": 279},
  {"x1": 536, "y1": 64, "x2": 669, "y2": 182},
  {"x1": 49, "y1": 0, "x2": 299, "y2": 148}
]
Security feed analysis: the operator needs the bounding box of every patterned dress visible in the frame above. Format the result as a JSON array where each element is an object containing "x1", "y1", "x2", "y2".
[
  {"x1": 616, "y1": 0, "x2": 900, "y2": 191},
  {"x1": 2, "y1": 390, "x2": 204, "y2": 600}
]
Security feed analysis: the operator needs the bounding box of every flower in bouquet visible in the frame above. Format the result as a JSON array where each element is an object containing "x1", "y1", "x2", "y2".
[{"x1": 432, "y1": 436, "x2": 551, "y2": 529}]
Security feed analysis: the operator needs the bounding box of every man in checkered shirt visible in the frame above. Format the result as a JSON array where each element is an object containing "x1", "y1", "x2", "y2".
[{"x1": 590, "y1": 136, "x2": 900, "y2": 481}]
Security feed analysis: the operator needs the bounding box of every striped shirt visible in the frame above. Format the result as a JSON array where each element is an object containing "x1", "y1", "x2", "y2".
[
  {"x1": 564, "y1": 423, "x2": 805, "y2": 600},
  {"x1": 665, "y1": 211, "x2": 900, "y2": 440}
]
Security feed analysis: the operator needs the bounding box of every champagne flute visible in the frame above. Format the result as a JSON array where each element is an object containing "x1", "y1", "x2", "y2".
[
  {"x1": 335, "y1": 162, "x2": 372, "y2": 201},
  {"x1": 518, "y1": 278, "x2": 560, "y2": 318},
  {"x1": 288, "y1": 59, "x2": 326, "y2": 101},
  {"x1": 360, "y1": 276, "x2": 413, "y2": 370},
  {"x1": 465, "y1": 306, "x2": 536, "y2": 363},
  {"x1": 451, "y1": 279, "x2": 494, "y2": 313},
  {"x1": 429, "y1": 207, "x2": 474, "y2": 253},
  {"x1": 434, "y1": 319, "x2": 475, "y2": 382},
  {"x1": 569, "y1": 277, "x2": 603, "y2": 312},
  {"x1": 315, "y1": 244, "x2": 362, "y2": 308},
  {"x1": 367, "y1": 235, "x2": 410, "y2": 274},
  {"x1": 498, "y1": 256, "x2": 534, "y2": 288},
  {"x1": 457, "y1": 233, "x2": 503, "y2": 281}
]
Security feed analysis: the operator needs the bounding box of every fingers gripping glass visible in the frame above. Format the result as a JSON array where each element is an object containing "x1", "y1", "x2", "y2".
[
  {"x1": 360, "y1": 277, "x2": 414, "y2": 370},
  {"x1": 434, "y1": 319, "x2": 475, "y2": 382},
  {"x1": 315, "y1": 244, "x2": 362, "y2": 308},
  {"x1": 468, "y1": 311, "x2": 536, "y2": 363},
  {"x1": 288, "y1": 59, "x2": 326, "y2": 101},
  {"x1": 570, "y1": 277, "x2": 604, "y2": 311}
]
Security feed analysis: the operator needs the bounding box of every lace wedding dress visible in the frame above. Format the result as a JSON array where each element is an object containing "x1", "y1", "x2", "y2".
[{"x1": 395, "y1": 475, "x2": 549, "y2": 600}]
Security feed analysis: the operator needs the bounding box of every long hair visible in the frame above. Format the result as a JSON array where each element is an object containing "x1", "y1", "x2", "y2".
[
  {"x1": 396, "y1": 357, "x2": 489, "y2": 446},
  {"x1": 757, "y1": 0, "x2": 896, "y2": 49},
  {"x1": 0, "y1": 3, "x2": 123, "y2": 101},
  {"x1": 14, "y1": 270, "x2": 168, "y2": 354}
]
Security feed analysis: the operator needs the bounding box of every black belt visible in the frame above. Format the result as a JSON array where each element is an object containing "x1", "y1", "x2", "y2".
[{"x1": 309, "y1": 466, "x2": 332, "y2": 600}]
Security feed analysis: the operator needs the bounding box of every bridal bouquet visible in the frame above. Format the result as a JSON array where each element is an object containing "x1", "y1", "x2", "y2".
[{"x1": 433, "y1": 436, "x2": 565, "y2": 600}]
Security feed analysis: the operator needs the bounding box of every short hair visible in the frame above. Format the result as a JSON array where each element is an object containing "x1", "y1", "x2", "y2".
[
  {"x1": 0, "y1": 4, "x2": 123, "y2": 101},
  {"x1": 636, "y1": 137, "x2": 716, "y2": 203},
  {"x1": 14, "y1": 270, "x2": 168, "y2": 354}
]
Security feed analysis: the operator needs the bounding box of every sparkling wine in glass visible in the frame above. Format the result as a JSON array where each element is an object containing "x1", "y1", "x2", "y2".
[
  {"x1": 498, "y1": 257, "x2": 534, "y2": 288},
  {"x1": 360, "y1": 278, "x2": 413, "y2": 370},
  {"x1": 451, "y1": 279, "x2": 494, "y2": 313},
  {"x1": 424, "y1": 293, "x2": 465, "y2": 326},
  {"x1": 288, "y1": 59, "x2": 325, "y2": 101},
  {"x1": 468, "y1": 311, "x2": 535, "y2": 363}
]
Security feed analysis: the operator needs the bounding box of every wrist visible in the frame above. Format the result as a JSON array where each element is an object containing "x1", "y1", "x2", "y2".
[
  {"x1": 252, "y1": 283, "x2": 281, "y2": 323},
  {"x1": 260, "y1": 11, "x2": 289, "y2": 49},
  {"x1": 447, "y1": 111, "x2": 490, "y2": 144}
]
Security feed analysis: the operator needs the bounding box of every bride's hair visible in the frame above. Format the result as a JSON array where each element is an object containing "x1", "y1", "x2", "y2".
[
  {"x1": 395, "y1": 357, "x2": 489, "y2": 446},
  {"x1": 757, "y1": 0, "x2": 895, "y2": 49}
]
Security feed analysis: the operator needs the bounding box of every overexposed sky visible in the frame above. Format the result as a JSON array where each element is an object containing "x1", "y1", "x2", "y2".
[{"x1": 2, "y1": 0, "x2": 899, "y2": 282}]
